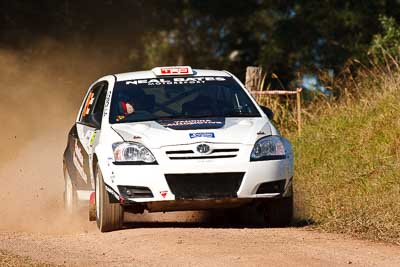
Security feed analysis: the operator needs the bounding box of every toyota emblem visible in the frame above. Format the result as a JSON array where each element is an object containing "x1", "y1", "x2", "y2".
[{"x1": 197, "y1": 144, "x2": 210, "y2": 154}]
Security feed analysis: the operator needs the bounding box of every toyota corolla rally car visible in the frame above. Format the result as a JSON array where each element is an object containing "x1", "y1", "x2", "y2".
[{"x1": 63, "y1": 66, "x2": 294, "y2": 232}]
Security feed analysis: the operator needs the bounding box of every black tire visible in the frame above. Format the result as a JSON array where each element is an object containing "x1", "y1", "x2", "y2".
[
  {"x1": 263, "y1": 195, "x2": 293, "y2": 227},
  {"x1": 63, "y1": 168, "x2": 77, "y2": 214},
  {"x1": 95, "y1": 165, "x2": 123, "y2": 232}
]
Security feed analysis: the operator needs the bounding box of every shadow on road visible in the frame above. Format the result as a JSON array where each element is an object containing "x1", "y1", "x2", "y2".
[{"x1": 122, "y1": 209, "x2": 314, "y2": 230}]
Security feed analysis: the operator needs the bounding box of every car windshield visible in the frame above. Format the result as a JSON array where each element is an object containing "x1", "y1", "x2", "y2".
[{"x1": 109, "y1": 76, "x2": 260, "y2": 124}]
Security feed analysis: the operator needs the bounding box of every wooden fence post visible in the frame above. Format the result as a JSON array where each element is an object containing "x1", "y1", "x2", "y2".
[
  {"x1": 246, "y1": 66, "x2": 303, "y2": 136},
  {"x1": 245, "y1": 66, "x2": 264, "y2": 91},
  {"x1": 296, "y1": 88, "x2": 302, "y2": 135}
]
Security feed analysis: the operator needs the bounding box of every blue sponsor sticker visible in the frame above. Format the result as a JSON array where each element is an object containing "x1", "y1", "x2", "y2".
[{"x1": 189, "y1": 132, "x2": 215, "y2": 139}]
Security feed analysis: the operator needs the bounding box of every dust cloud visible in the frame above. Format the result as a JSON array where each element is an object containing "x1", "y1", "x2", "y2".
[
  {"x1": 0, "y1": 40, "x2": 249, "y2": 233},
  {"x1": 0, "y1": 39, "x2": 130, "y2": 233}
]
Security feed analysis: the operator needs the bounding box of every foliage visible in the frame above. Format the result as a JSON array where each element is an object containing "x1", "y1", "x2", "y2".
[
  {"x1": 369, "y1": 16, "x2": 400, "y2": 62},
  {"x1": 289, "y1": 61, "x2": 400, "y2": 244},
  {"x1": 1, "y1": 0, "x2": 400, "y2": 83}
]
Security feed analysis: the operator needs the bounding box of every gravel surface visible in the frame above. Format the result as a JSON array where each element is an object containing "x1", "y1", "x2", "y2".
[
  {"x1": 0, "y1": 214, "x2": 400, "y2": 267},
  {"x1": 0, "y1": 249, "x2": 55, "y2": 267}
]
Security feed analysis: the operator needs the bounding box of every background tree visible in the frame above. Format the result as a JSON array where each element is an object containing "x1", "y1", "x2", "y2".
[{"x1": 1, "y1": 0, "x2": 399, "y2": 88}]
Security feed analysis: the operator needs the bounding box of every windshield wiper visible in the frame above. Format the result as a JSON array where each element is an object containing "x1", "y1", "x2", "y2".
[
  {"x1": 158, "y1": 113, "x2": 258, "y2": 120},
  {"x1": 119, "y1": 113, "x2": 258, "y2": 123},
  {"x1": 223, "y1": 112, "x2": 259, "y2": 117},
  {"x1": 157, "y1": 115, "x2": 188, "y2": 120}
]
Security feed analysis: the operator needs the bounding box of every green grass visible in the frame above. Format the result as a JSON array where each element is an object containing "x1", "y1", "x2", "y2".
[{"x1": 290, "y1": 77, "x2": 400, "y2": 244}]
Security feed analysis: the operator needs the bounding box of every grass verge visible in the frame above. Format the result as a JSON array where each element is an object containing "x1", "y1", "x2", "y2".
[{"x1": 290, "y1": 70, "x2": 400, "y2": 244}]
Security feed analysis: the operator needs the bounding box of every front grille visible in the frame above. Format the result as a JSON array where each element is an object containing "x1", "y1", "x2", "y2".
[
  {"x1": 165, "y1": 148, "x2": 239, "y2": 160},
  {"x1": 118, "y1": 185, "x2": 154, "y2": 199},
  {"x1": 166, "y1": 150, "x2": 194, "y2": 155},
  {"x1": 165, "y1": 172, "x2": 244, "y2": 199},
  {"x1": 168, "y1": 155, "x2": 237, "y2": 160}
]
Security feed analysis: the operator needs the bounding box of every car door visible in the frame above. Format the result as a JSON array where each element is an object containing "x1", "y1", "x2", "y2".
[{"x1": 73, "y1": 81, "x2": 108, "y2": 191}]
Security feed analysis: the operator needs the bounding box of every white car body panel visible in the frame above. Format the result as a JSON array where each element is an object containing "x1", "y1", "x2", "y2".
[
  {"x1": 110, "y1": 118, "x2": 272, "y2": 147},
  {"x1": 69, "y1": 68, "x2": 294, "y2": 210}
]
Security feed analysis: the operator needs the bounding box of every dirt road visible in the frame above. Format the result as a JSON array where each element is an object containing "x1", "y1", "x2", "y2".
[
  {"x1": 1, "y1": 215, "x2": 400, "y2": 267},
  {"x1": 1, "y1": 137, "x2": 398, "y2": 267},
  {"x1": 0, "y1": 47, "x2": 399, "y2": 267}
]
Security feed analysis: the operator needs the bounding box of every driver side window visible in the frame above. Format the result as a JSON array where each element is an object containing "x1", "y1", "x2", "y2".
[{"x1": 79, "y1": 82, "x2": 108, "y2": 128}]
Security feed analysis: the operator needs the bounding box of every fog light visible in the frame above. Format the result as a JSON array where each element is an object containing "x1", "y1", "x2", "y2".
[
  {"x1": 118, "y1": 185, "x2": 154, "y2": 199},
  {"x1": 126, "y1": 189, "x2": 132, "y2": 197}
]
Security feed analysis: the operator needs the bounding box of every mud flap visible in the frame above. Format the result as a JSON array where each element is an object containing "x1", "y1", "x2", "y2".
[
  {"x1": 89, "y1": 192, "x2": 96, "y2": 221},
  {"x1": 282, "y1": 177, "x2": 293, "y2": 198},
  {"x1": 105, "y1": 184, "x2": 121, "y2": 203}
]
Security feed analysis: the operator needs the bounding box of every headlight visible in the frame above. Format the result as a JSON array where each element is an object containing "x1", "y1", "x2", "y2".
[
  {"x1": 112, "y1": 142, "x2": 157, "y2": 164},
  {"x1": 250, "y1": 136, "x2": 286, "y2": 161}
]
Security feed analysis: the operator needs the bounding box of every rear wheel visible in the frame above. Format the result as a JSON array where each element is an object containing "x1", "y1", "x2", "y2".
[
  {"x1": 95, "y1": 165, "x2": 123, "y2": 232},
  {"x1": 263, "y1": 195, "x2": 293, "y2": 227},
  {"x1": 64, "y1": 168, "x2": 77, "y2": 214}
]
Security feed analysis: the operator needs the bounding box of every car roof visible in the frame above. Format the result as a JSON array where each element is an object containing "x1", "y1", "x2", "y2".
[{"x1": 114, "y1": 69, "x2": 232, "y2": 82}]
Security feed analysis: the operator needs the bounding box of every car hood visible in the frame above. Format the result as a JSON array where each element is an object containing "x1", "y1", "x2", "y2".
[{"x1": 111, "y1": 118, "x2": 272, "y2": 148}]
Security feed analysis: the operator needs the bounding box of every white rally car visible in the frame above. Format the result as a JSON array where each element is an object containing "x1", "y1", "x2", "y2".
[{"x1": 63, "y1": 66, "x2": 294, "y2": 232}]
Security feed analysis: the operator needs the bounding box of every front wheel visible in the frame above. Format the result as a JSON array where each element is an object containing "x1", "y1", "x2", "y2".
[
  {"x1": 263, "y1": 195, "x2": 293, "y2": 227},
  {"x1": 95, "y1": 165, "x2": 124, "y2": 232}
]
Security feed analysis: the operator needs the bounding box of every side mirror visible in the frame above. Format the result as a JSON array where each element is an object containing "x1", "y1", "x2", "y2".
[
  {"x1": 260, "y1": 106, "x2": 274, "y2": 120},
  {"x1": 89, "y1": 113, "x2": 102, "y2": 129}
]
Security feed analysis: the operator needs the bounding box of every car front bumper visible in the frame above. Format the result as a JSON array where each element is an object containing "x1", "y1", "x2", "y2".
[
  {"x1": 98, "y1": 142, "x2": 293, "y2": 212},
  {"x1": 103, "y1": 159, "x2": 291, "y2": 202}
]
